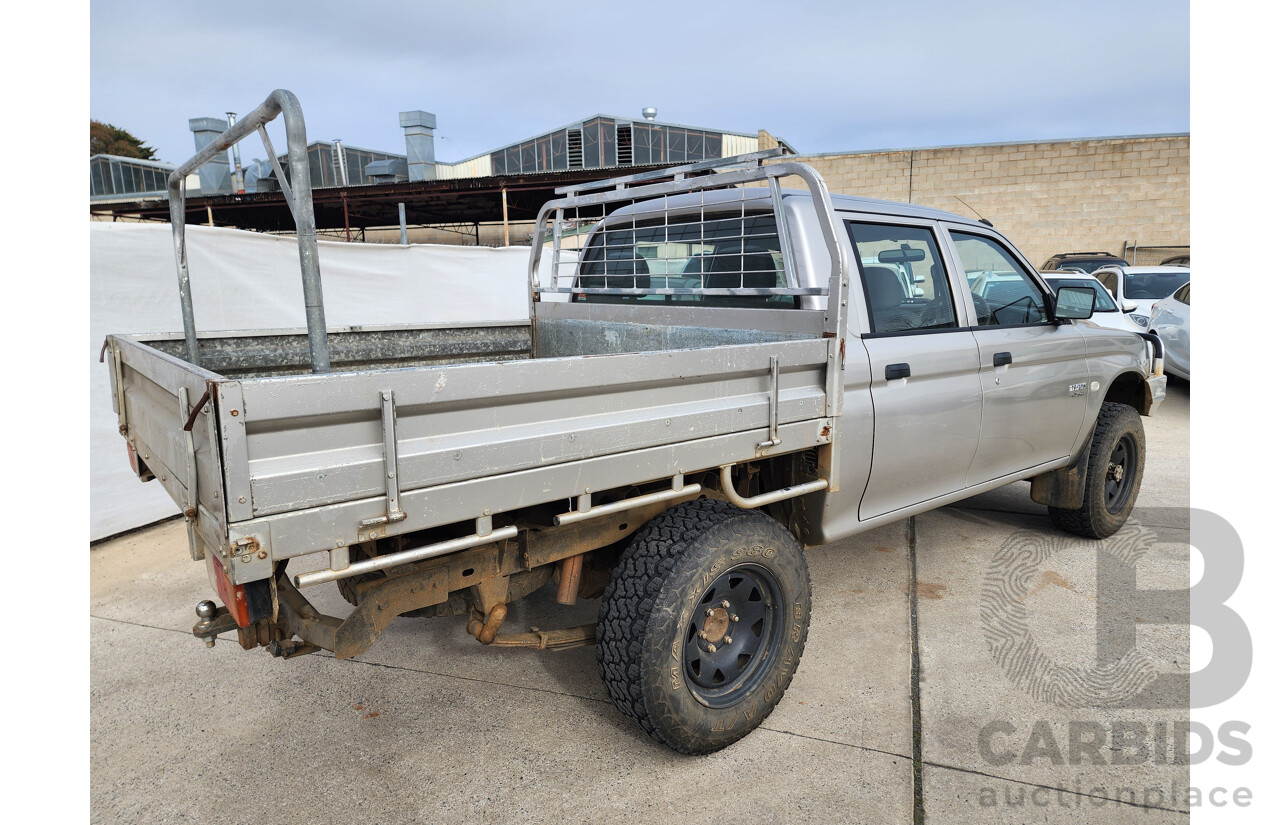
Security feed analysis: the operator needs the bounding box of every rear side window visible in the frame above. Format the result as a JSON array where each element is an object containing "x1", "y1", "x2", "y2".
[
  {"x1": 951, "y1": 231, "x2": 1048, "y2": 326},
  {"x1": 573, "y1": 212, "x2": 794, "y2": 308},
  {"x1": 845, "y1": 222, "x2": 957, "y2": 334}
]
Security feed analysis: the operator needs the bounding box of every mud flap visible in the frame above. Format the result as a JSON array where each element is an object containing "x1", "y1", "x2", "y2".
[{"x1": 1029, "y1": 424, "x2": 1095, "y2": 510}]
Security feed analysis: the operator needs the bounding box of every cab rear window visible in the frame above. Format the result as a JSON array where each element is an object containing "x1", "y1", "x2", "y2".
[{"x1": 573, "y1": 212, "x2": 795, "y2": 308}]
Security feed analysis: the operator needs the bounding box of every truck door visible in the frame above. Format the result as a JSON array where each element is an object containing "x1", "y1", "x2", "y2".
[
  {"x1": 943, "y1": 226, "x2": 1090, "y2": 486},
  {"x1": 845, "y1": 219, "x2": 984, "y2": 521}
]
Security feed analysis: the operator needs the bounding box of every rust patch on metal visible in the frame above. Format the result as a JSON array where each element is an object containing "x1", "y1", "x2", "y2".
[
  {"x1": 488, "y1": 624, "x2": 597, "y2": 650},
  {"x1": 477, "y1": 604, "x2": 508, "y2": 645},
  {"x1": 555, "y1": 554, "x2": 584, "y2": 605},
  {"x1": 702, "y1": 607, "x2": 730, "y2": 644},
  {"x1": 181, "y1": 388, "x2": 211, "y2": 432}
]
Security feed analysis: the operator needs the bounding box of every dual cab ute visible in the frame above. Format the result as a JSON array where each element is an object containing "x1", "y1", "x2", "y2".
[{"x1": 104, "y1": 90, "x2": 1166, "y2": 754}]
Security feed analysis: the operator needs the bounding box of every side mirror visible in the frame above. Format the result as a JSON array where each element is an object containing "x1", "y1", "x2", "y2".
[
  {"x1": 1121, "y1": 300, "x2": 1138, "y2": 313},
  {"x1": 1054, "y1": 285, "x2": 1096, "y2": 320}
]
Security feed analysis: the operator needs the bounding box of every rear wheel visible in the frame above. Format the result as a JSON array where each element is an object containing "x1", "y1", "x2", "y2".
[
  {"x1": 1049, "y1": 401, "x2": 1146, "y2": 539},
  {"x1": 596, "y1": 499, "x2": 811, "y2": 754}
]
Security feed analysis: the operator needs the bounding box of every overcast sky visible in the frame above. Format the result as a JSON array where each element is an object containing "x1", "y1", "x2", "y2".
[{"x1": 91, "y1": 0, "x2": 1189, "y2": 166}]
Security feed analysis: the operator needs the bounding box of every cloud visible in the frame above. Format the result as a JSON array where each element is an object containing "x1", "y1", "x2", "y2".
[{"x1": 90, "y1": 0, "x2": 1188, "y2": 164}]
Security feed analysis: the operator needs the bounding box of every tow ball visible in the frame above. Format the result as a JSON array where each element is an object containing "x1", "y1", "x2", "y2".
[{"x1": 192, "y1": 600, "x2": 238, "y2": 647}]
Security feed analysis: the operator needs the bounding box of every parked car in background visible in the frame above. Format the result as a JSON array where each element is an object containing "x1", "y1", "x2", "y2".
[
  {"x1": 1043, "y1": 273, "x2": 1146, "y2": 334},
  {"x1": 1041, "y1": 251, "x2": 1129, "y2": 273},
  {"x1": 1149, "y1": 281, "x2": 1190, "y2": 379},
  {"x1": 1092, "y1": 265, "x2": 1190, "y2": 329},
  {"x1": 1159, "y1": 254, "x2": 1190, "y2": 267}
]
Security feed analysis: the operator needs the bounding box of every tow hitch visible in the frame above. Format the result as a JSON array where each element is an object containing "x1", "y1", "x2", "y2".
[{"x1": 192, "y1": 600, "x2": 238, "y2": 647}]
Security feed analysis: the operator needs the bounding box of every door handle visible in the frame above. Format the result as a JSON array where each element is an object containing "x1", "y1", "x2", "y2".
[
  {"x1": 885, "y1": 363, "x2": 911, "y2": 380},
  {"x1": 993, "y1": 351, "x2": 1013, "y2": 367}
]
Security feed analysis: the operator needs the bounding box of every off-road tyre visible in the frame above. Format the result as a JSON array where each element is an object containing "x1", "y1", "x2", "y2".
[
  {"x1": 596, "y1": 499, "x2": 811, "y2": 754},
  {"x1": 1049, "y1": 401, "x2": 1146, "y2": 539}
]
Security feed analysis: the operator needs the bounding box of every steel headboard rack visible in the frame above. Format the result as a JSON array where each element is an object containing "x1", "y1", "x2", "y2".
[
  {"x1": 166, "y1": 89, "x2": 330, "y2": 373},
  {"x1": 526, "y1": 150, "x2": 851, "y2": 490},
  {"x1": 526, "y1": 149, "x2": 850, "y2": 338}
]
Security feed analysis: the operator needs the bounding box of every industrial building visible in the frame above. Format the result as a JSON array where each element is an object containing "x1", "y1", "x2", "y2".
[
  {"x1": 88, "y1": 106, "x2": 1188, "y2": 265},
  {"x1": 90, "y1": 154, "x2": 184, "y2": 202},
  {"x1": 89, "y1": 107, "x2": 784, "y2": 245},
  {"x1": 434, "y1": 113, "x2": 780, "y2": 179}
]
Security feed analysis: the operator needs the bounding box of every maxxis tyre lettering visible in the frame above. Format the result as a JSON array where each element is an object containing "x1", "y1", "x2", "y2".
[
  {"x1": 596, "y1": 499, "x2": 811, "y2": 754},
  {"x1": 1048, "y1": 401, "x2": 1146, "y2": 539}
]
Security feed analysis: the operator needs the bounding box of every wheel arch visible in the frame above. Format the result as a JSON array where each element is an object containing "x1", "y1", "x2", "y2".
[{"x1": 1103, "y1": 369, "x2": 1155, "y2": 415}]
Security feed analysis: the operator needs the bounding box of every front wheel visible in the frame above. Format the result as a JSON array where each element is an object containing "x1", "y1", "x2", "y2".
[
  {"x1": 1049, "y1": 401, "x2": 1146, "y2": 539},
  {"x1": 596, "y1": 499, "x2": 811, "y2": 754}
]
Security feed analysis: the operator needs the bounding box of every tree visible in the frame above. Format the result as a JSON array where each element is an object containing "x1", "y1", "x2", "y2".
[{"x1": 90, "y1": 120, "x2": 157, "y2": 160}]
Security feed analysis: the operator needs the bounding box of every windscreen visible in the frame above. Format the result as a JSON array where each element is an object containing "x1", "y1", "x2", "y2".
[{"x1": 1123, "y1": 271, "x2": 1190, "y2": 300}]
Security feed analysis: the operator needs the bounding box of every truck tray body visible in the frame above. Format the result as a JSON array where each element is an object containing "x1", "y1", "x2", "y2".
[{"x1": 108, "y1": 318, "x2": 835, "y2": 584}]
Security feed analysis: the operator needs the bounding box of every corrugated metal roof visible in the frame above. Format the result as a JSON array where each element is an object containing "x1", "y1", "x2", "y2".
[
  {"x1": 438, "y1": 113, "x2": 760, "y2": 169},
  {"x1": 90, "y1": 153, "x2": 176, "y2": 171}
]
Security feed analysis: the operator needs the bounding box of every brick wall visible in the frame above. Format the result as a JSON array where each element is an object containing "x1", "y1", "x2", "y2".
[{"x1": 766, "y1": 134, "x2": 1189, "y2": 269}]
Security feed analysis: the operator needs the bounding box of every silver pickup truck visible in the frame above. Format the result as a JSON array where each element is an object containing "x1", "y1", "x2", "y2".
[{"x1": 104, "y1": 90, "x2": 1166, "y2": 755}]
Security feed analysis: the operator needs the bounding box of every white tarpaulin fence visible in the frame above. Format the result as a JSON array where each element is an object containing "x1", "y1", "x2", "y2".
[{"x1": 90, "y1": 222, "x2": 540, "y2": 541}]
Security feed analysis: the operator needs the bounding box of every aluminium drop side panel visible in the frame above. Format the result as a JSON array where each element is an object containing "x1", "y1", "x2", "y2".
[
  {"x1": 237, "y1": 337, "x2": 833, "y2": 519},
  {"x1": 110, "y1": 335, "x2": 230, "y2": 544},
  {"x1": 245, "y1": 417, "x2": 834, "y2": 562}
]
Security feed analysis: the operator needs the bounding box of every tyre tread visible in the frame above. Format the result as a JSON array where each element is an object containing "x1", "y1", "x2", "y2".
[
  {"x1": 1048, "y1": 401, "x2": 1144, "y2": 539},
  {"x1": 595, "y1": 499, "x2": 808, "y2": 753}
]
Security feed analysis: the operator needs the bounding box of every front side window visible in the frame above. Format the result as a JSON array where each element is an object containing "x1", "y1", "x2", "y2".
[
  {"x1": 1096, "y1": 269, "x2": 1119, "y2": 297},
  {"x1": 952, "y1": 231, "x2": 1048, "y2": 326},
  {"x1": 846, "y1": 222, "x2": 957, "y2": 334}
]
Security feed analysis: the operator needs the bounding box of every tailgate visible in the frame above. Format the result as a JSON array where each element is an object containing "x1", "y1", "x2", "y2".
[{"x1": 108, "y1": 335, "x2": 228, "y2": 553}]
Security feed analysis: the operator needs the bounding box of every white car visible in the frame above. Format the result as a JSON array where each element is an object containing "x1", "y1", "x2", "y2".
[
  {"x1": 1043, "y1": 273, "x2": 1146, "y2": 334},
  {"x1": 1092, "y1": 265, "x2": 1190, "y2": 329},
  {"x1": 1149, "y1": 281, "x2": 1190, "y2": 379}
]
